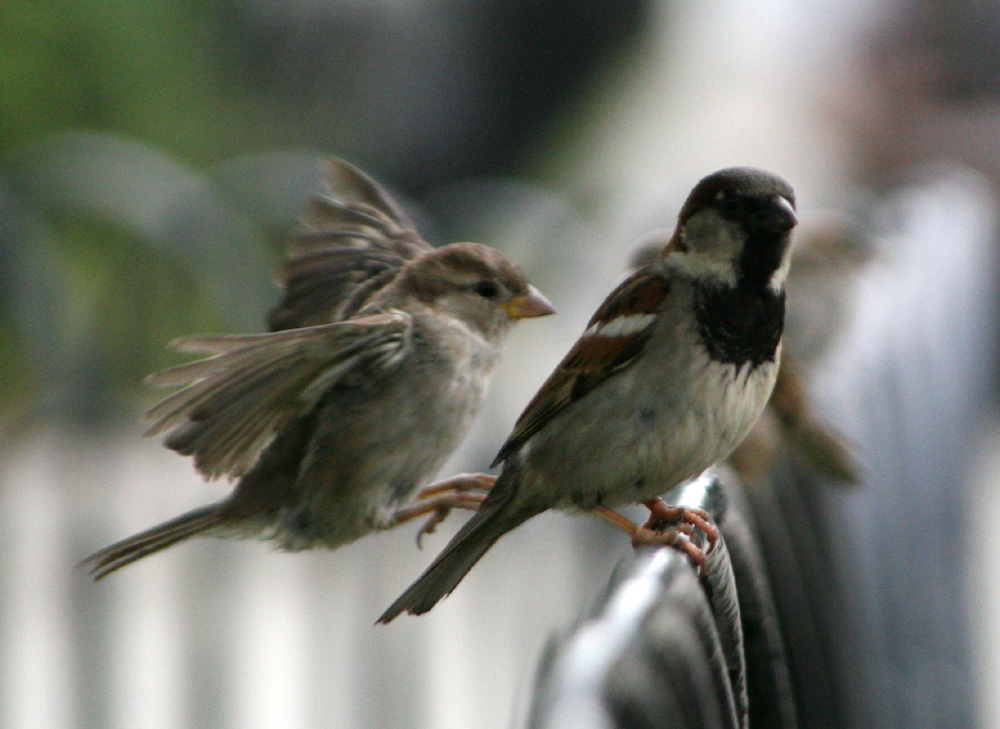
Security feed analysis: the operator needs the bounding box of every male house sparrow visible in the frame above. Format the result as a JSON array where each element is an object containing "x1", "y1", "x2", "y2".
[
  {"x1": 633, "y1": 217, "x2": 865, "y2": 486},
  {"x1": 83, "y1": 157, "x2": 554, "y2": 579},
  {"x1": 379, "y1": 167, "x2": 797, "y2": 621}
]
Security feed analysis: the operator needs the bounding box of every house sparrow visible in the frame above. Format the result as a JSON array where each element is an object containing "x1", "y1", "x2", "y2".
[
  {"x1": 379, "y1": 167, "x2": 797, "y2": 622},
  {"x1": 83, "y1": 157, "x2": 554, "y2": 579},
  {"x1": 636, "y1": 215, "x2": 866, "y2": 486}
]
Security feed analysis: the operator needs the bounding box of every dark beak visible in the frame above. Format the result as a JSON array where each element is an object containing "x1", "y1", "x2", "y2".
[{"x1": 758, "y1": 195, "x2": 797, "y2": 234}]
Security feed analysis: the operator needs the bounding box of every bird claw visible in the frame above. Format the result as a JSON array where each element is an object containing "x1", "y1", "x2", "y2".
[
  {"x1": 414, "y1": 473, "x2": 497, "y2": 500},
  {"x1": 589, "y1": 501, "x2": 718, "y2": 574},
  {"x1": 641, "y1": 499, "x2": 719, "y2": 555},
  {"x1": 631, "y1": 524, "x2": 709, "y2": 573},
  {"x1": 390, "y1": 473, "x2": 496, "y2": 548},
  {"x1": 411, "y1": 491, "x2": 488, "y2": 548},
  {"x1": 415, "y1": 507, "x2": 448, "y2": 548},
  {"x1": 627, "y1": 499, "x2": 720, "y2": 574}
]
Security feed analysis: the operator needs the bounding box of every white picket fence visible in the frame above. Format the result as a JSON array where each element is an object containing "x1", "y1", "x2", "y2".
[{"x1": 3, "y1": 166, "x2": 999, "y2": 729}]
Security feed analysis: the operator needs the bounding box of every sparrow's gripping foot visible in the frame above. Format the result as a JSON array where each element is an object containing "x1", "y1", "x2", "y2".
[
  {"x1": 641, "y1": 498, "x2": 719, "y2": 551},
  {"x1": 391, "y1": 473, "x2": 497, "y2": 547},
  {"x1": 591, "y1": 498, "x2": 719, "y2": 574}
]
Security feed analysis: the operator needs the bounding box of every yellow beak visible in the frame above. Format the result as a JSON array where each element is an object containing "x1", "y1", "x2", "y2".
[{"x1": 505, "y1": 285, "x2": 556, "y2": 319}]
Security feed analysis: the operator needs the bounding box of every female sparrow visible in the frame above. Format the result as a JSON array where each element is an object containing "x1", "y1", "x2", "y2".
[
  {"x1": 379, "y1": 167, "x2": 797, "y2": 621},
  {"x1": 83, "y1": 157, "x2": 554, "y2": 579}
]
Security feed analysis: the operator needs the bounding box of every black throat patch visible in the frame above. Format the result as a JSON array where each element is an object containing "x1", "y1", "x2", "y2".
[{"x1": 693, "y1": 282, "x2": 784, "y2": 367}]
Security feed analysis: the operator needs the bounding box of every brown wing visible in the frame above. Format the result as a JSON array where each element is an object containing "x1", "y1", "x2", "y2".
[
  {"x1": 267, "y1": 157, "x2": 433, "y2": 331},
  {"x1": 492, "y1": 270, "x2": 671, "y2": 466},
  {"x1": 144, "y1": 311, "x2": 412, "y2": 480}
]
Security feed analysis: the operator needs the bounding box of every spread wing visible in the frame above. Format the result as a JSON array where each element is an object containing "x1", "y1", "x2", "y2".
[
  {"x1": 493, "y1": 270, "x2": 671, "y2": 466},
  {"x1": 144, "y1": 311, "x2": 412, "y2": 479},
  {"x1": 267, "y1": 157, "x2": 433, "y2": 331}
]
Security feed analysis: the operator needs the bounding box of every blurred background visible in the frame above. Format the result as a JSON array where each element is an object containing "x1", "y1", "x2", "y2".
[{"x1": 2, "y1": 0, "x2": 999, "y2": 727}]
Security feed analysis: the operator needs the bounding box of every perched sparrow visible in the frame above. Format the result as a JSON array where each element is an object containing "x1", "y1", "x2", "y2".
[
  {"x1": 83, "y1": 157, "x2": 554, "y2": 579},
  {"x1": 636, "y1": 216, "x2": 866, "y2": 485},
  {"x1": 379, "y1": 167, "x2": 797, "y2": 622}
]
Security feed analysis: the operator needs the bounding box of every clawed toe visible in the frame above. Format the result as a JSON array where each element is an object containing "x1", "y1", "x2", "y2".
[
  {"x1": 590, "y1": 499, "x2": 718, "y2": 575},
  {"x1": 381, "y1": 473, "x2": 498, "y2": 546},
  {"x1": 415, "y1": 473, "x2": 497, "y2": 501},
  {"x1": 412, "y1": 491, "x2": 485, "y2": 547},
  {"x1": 415, "y1": 508, "x2": 447, "y2": 547},
  {"x1": 642, "y1": 499, "x2": 719, "y2": 554},
  {"x1": 631, "y1": 524, "x2": 708, "y2": 573}
]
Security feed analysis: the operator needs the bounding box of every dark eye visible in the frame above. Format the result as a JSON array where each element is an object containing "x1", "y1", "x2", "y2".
[
  {"x1": 472, "y1": 280, "x2": 500, "y2": 299},
  {"x1": 715, "y1": 190, "x2": 746, "y2": 217}
]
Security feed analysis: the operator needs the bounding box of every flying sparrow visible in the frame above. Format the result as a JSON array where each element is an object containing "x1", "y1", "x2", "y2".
[
  {"x1": 379, "y1": 166, "x2": 797, "y2": 622},
  {"x1": 83, "y1": 157, "x2": 554, "y2": 579}
]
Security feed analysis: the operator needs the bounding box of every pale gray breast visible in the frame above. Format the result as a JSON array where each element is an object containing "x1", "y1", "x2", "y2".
[{"x1": 519, "y1": 287, "x2": 779, "y2": 509}]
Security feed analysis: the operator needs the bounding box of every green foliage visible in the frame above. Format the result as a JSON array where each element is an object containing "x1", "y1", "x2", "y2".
[{"x1": 0, "y1": 0, "x2": 255, "y2": 162}]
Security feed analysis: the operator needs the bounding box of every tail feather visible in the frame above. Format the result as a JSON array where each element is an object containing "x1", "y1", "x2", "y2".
[
  {"x1": 80, "y1": 505, "x2": 226, "y2": 580},
  {"x1": 788, "y1": 420, "x2": 861, "y2": 484},
  {"x1": 378, "y1": 475, "x2": 542, "y2": 623}
]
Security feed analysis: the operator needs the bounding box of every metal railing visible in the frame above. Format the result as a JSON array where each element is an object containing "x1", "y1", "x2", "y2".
[{"x1": 528, "y1": 472, "x2": 797, "y2": 729}]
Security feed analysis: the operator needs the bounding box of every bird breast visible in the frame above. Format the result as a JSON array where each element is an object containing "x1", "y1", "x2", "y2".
[
  {"x1": 282, "y1": 316, "x2": 501, "y2": 548},
  {"x1": 519, "y1": 308, "x2": 780, "y2": 509}
]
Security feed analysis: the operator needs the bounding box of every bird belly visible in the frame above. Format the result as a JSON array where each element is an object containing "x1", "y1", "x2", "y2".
[
  {"x1": 274, "y1": 351, "x2": 494, "y2": 550},
  {"x1": 521, "y1": 346, "x2": 778, "y2": 510}
]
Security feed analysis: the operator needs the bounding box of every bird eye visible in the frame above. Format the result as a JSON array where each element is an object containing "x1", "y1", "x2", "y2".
[
  {"x1": 715, "y1": 190, "x2": 745, "y2": 216},
  {"x1": 472, "y1": 280, "x2": 500, "y2": 299}
]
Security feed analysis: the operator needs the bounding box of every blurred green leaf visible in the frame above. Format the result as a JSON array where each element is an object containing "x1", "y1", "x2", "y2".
[
  {"x1": 0, "y1": 132, "x2": 304, "y2": 424},
  {"x1": 4, "y1": 131, "x2": 276, "y2": 329}
]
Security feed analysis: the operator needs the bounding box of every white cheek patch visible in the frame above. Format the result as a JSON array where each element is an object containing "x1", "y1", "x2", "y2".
[
  {"x1": 584, "y1": 313, "x2": 657, "y2": 338},
  {"x1": 667, "y1": 209, "x2": 742, "y2": 286}
]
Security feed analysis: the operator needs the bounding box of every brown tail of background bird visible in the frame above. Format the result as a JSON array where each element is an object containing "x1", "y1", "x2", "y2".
[{"x1": 81, "y1": 505, "x2": 227, "y2": 579}]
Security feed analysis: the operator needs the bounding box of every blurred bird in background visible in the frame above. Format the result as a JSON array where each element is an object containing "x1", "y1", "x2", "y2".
[
  {"x1": 730, "y1": 215, "x2": 872, "y2": 486},
  {"x1": 82, "y1": 158, "x2": 554, "y2": 579}
]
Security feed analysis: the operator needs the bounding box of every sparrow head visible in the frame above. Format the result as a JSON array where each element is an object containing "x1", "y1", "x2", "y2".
[
  {"x1": 398, "y1": 242, "x2": 555, "y2": 338},
  {"x1": 665, "y1": 167, "x2": 797, "y2": 291}
]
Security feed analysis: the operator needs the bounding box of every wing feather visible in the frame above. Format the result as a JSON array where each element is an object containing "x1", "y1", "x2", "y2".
[
  {"x1": 493, "y1": 270, "x2": 670, "y2": 466},
  {"x1": 144, "y1": 312, "x2": 412, "y2": 479},
  {"x1": 268, "y1": 157, "x2": 433, "y2": 330}
]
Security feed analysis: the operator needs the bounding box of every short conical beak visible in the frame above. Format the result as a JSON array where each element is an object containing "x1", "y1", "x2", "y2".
[
  {"x1": 759, "y1": 195, "x2": 797, "y2": 233},
  {"x1": 505, "y1": 285, "x2": 556, "y2": 319}
]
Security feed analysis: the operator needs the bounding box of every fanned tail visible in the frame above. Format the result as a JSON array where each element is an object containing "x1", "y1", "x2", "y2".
[{"x1": 80, "y1": 505, "x2": 227, "y2": 580}]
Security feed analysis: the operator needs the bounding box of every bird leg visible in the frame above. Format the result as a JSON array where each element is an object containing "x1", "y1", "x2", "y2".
[
  {"x1": 590, "y1": 500, "x2": 718, "y2": 573},
  {"x1": 391, "y1": 473, "x2": 497, "y2": 547}
]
